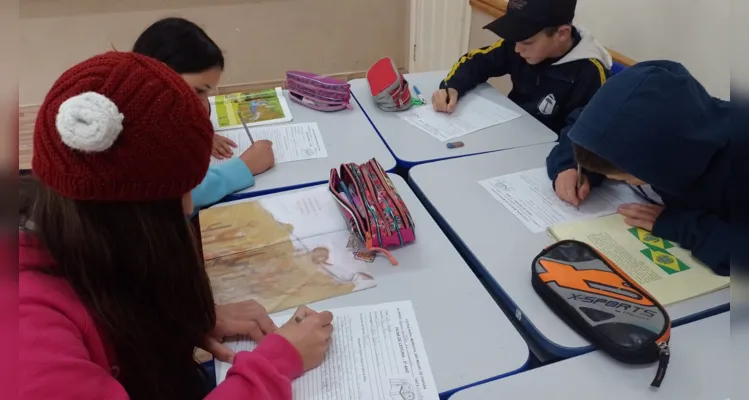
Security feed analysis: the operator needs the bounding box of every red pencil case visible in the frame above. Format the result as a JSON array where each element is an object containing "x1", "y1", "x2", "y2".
[{"x1": 366, "y1": 57, "x2": 412, "y2": 112}]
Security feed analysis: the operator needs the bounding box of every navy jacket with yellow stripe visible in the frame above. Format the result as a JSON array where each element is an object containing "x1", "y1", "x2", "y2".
[{"x1": 440, "y1": 26, "x2": 612, "y2": 139}]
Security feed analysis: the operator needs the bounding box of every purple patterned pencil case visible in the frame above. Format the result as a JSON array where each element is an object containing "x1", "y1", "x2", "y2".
[{"x1": 286, "y1": 70, "x2": 352, "y2": 112}]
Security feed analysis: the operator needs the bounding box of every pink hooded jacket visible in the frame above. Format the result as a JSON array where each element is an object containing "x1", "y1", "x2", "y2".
[{"x1": 19, "y1": 232, "x2": 301, "y2": 399}]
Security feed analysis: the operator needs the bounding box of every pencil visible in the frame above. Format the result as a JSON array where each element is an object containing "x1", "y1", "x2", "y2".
[{"x1": 237, "y1": 109, "x2": 255, "y2": 145}]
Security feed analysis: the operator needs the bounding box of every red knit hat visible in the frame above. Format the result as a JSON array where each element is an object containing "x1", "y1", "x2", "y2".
[{"x1": 32, "y1": 51, "x2": 213, "y2": 201}]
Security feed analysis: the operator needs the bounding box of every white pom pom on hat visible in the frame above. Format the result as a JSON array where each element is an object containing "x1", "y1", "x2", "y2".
[{"x1": 55, "y1": 92, "x2": 124, "y2": 152}]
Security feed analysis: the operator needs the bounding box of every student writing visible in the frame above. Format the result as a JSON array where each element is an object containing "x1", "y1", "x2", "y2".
[
  {"x1": 19, "y1": 52, "x2": 333, "y2": 399},
  {"x1": 133, "y1": 17, "x2": 275, "y2": 212},
  {"x1": 549, "y1": 61, "x2": 732, "y2": 275},
  {"x1": 433, "y1": 0, "x2": 611, "y2": 138}
]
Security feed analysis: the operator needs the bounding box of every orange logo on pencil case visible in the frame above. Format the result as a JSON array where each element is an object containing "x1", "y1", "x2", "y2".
[{"x1": 538, "y1": 259, "x2": 654, "y2": 307}]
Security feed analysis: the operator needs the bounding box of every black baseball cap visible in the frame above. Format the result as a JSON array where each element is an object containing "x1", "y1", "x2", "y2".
[{"x1": 484, "y1": 0, "x2": 577, "y2": 42}]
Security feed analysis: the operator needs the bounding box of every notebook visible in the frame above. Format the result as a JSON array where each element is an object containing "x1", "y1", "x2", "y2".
[
  {"x1": 548, "y1": 214, "x2": 729, "y2": 306},
  {"x1": 209, "y1": 87, "x2": 293, "y2": 131}
]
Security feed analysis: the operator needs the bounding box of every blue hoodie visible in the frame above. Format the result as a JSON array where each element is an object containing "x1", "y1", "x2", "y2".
[{"x1": 563, "y1": 61, "x2": 732, "y2": 275}]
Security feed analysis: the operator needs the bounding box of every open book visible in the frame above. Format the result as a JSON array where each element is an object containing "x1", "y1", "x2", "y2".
[
  {"x1": 209, "y1": 87, "x2": 293, "y2": 131},
  {"x1": 199, "y1": 187, "x2": 376, "y2": 314},
  {"x1": 548, "y1": 214, "x2": 729, "y2": 305},
  {"x1": 215, "y1": 301, "x2": 440, "y2": 400}
]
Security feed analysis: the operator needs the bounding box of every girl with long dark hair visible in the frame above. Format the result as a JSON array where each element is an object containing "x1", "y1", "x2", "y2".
[{"x1": 19, "y1": 51, "x2": 332, "y2": 399}]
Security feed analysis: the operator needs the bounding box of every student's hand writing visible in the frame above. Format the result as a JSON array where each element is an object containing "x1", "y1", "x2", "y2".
[
  {"x1": 203, "y1": 300, "x2": 277, "y2": 363},
  {"x1": 618, "y1": 203, "x2": 665, "y2": 231},
  {"x1": 555, "y1": 168, "x2": 590, "y2": 207},
  {"x1": 432, "y1": 88, "x2": 459, "y2": 113},
  {"x1": 212, "y1": 134, "x2": 237, "y2": 159},
  {"x1": 276, "y1": 306, "x2": 334, "y2": 372},
  {"x1": 240, "y1": 140, "x2": 275, "y2": 176}
]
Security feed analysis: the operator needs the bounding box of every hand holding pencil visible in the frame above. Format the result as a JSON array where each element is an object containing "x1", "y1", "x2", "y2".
[
  {"x1": 235, "y1": 107, "x2": 275, "y2": 175},
  {"x1": 555, "y1": 167, "x2": 590, "y2": 208}
]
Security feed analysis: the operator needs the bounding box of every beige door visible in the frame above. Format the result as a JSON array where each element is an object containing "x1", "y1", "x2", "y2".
[{"x1": 409, "y1": 0, "x2": 472, "y2": 73}]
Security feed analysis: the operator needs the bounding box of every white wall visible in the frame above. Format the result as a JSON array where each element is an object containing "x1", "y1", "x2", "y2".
[
  {"x1": 575, "y1": 0, "x2": 729, "y2": 99},
  {"x1": 468, "y1": 0, "x2": 730, "y2": 99}
]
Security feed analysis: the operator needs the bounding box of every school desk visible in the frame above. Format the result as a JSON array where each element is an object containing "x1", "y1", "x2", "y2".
[
  {"x1": 210, "y1": 174, "x2": 529, "y2": 397},
  {"x1": 408, "y1": 143, "x2": 730, "y2": 359},
  {"x1": 450, "y1": 311, "x2": 730, "y2": 400},
  {"x1": 348, "y1": 70, "x2": 557, "y2": 168},
  {"x1": 224, "y1": 91, "x2": 395, "y2": 200}
]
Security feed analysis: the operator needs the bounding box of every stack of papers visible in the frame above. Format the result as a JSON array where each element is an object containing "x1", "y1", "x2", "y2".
[
  {"x1": 478, "y1": 167, "x2": 646, "y2": 233},
  {"x1": 215, "y1": 301, "x2": 440, "y2": 400},
  {"x1": 210, "y1": 122, "x2": 328, "y2": 166},
  {"x1": 398, "y1": 94, "x2": 521, "y2": 142}
]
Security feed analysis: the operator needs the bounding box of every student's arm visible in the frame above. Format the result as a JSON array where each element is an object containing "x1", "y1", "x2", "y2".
[
  {"x1": 191, "y1": 158, "x2": 255, "y2": 214},
  {"x1": 20, "y1": 298, "x2": 130, "y2": 399},
  {"x1": 439, "y1": 39, "x2": 515, "y2": 97},
  {"x1": 20, "y1": 297, "x2": 300, "y2": 399},
  {"x1": 653, "y1": 209, "x2": 729, "y2": 275},
  {"x1": 208, "y1": 335, "x2": 302, "y2": 399},
  {"x1": 546, "y1": 108, "x2": 606, "y2": 187}
]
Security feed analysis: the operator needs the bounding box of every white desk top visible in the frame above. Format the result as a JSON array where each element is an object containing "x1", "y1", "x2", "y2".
[
  {"x1": 451, "y1": 312, "x2": 730, "y2": 400},
  {"x1": 409, "y1": 144, "x2": 729, "y2": 357},
  {"x1": 214, "y1": 174, "x2": 529, "y2": 394},
  {"x1": 349, "y1": 70, "x2": 556, "y2": 167},
  {"x1": 226, "y1": 91, "x2": 395, "y2": 198}
]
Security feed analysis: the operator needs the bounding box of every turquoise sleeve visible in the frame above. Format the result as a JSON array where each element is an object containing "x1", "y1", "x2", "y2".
[{"x1": 190, "y1": 158, "x2": 255, "y2": 215}]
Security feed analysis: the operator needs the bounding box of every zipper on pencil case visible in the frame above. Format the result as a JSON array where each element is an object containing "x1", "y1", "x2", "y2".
[
  {"x1": 331, "y1": 189, "x2": 367, "y2": 243},
  {"x1": 369, "y1": 159, "x2": 413, "y2": 228},
  {"x1": 361, "y1": 165, "x2": 399, "y2": 236},
  {"x1": 338, "y1": 180, "x2": 369, "y2": 234},
  {"x1": 286, "y1": 73, "x2": 351, "y2": 92},
  {"x1": 343, "y1": 163, "x2": 384, "y2": 244},
  {"x1": 342, "y1": 164, "x2": 373, "y2": 228},
  {"x1": 358, "y1": 165, "x2": 392, "y2": 238},
  {"x1": 330, "y1": 169, "x2": 369, "y2": 237},
  {"x1": 354, "y1": 166, "x2": 390, "y2": 241},
  {"x1": 342, "y1": 164, "x2": 397, "y2": 264},
  {"x1": 368, "y1": 159, "x2": 408, "y2": 224},
  {"x1": 287, "y1": 84, "x2": 350, "y2": 102},
  {"x1": 287, "y1": 80, "x2": 350, "y2": 100}
]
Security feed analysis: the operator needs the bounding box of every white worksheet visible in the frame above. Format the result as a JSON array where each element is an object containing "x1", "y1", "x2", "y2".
[
  {"x1": 397, "y1": 94, "x2": 520, "y2": 141},
  {"x1": 210, "y1": 122, "x2": 327, "y2": 166},
  {"x1": 478, "y1": 167, "x2": 647, "y2": 233},
  {"x1": 215, "y1": 301, "x2": 439, "y2": 400}
]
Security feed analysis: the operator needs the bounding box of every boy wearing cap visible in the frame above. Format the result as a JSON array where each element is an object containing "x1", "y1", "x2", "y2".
[
  {"x1": 433, "y1": 0, "x2": 611, "y2": 136},
  {"x1": 556, "y1": 61, "x2": 733, "y2": 275}
]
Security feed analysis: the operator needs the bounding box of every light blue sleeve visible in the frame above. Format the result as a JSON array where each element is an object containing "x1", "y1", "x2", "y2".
[{"x1": 190, "y1": 158, "x2": 255, "y2": 215}]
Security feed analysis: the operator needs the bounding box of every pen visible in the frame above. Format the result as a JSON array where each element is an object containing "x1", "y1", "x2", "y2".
[
  {"x1": 412, "y1": 85, "x2": 428, "y2": 104},
  {"x1": 575, "y1": 164, "x2": 583, "y2": 210},
  {"x1": 237, "y1": 109, "x2": 255, "y2": 145}
]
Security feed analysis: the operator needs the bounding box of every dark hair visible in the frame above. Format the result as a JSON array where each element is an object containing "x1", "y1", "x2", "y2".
[
  {"x1": 133, "y1": 17, "x2": 224, "y2": 74},
  {"x1": 22, "y1": 175, "x2": 215, "y2": 399},
  {"x1": 573, "y1": 144, "x2": 622, "y2": 175}
]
